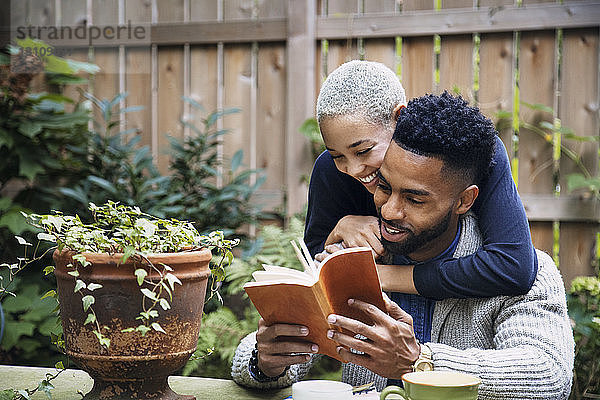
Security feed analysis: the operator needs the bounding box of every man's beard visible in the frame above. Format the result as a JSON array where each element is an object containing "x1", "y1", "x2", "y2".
[{"x1": 378, "y1": 209, "x2": 453, "y2": 257}]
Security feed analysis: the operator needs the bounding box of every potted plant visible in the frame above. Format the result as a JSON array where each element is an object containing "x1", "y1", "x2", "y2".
[{"x1": 5, "y1": 200, "x2": 238, "y2": 399}]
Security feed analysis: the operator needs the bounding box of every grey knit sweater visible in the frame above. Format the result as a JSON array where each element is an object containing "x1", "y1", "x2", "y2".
[{"x1": 231, "y1": 214, "x2": 574, "y2": 399}]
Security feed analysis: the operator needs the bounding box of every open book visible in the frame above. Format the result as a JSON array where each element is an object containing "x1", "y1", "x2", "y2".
[{"x1": 243, "y1": 241, "x2": 385, "y2": 362}]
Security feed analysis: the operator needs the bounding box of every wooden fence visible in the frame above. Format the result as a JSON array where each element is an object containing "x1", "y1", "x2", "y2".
[{"x1": 11, "y1": 0, "x2": 600, "y2": 287}]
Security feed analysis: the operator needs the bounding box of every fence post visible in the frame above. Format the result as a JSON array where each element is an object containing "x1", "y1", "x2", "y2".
[{"x1": 285, "y1": 0, "x2": 316, "y2": 217}]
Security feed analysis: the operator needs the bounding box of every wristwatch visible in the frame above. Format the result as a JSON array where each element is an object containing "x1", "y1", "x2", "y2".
[{"x1": 412, "y1": 343, "x2": 434, "y2": 372}]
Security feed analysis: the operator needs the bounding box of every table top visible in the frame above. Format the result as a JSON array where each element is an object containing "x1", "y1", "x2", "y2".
[{"x1": 0, "y1": 365, "x2": 291, "y2": 400}]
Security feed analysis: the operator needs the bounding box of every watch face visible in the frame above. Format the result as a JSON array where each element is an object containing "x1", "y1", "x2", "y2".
[{"x1": 415, "y1": 361, "x2": 433, "y2": 372}]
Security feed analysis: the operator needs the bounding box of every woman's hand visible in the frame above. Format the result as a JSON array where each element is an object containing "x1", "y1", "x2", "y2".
[
  {"x1": 255, "y1": 318, "x2": 318, "y2": 377},
  {"x1": 325, "y1": 294, "x2": 420, "y2": 379},
  {"x1": 325, "y1": 215, "x2": 385, "y2": 257}
]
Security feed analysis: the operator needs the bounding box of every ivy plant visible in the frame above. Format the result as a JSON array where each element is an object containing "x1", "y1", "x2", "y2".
[{"x1": 1, "y1": 201, "x2": 239, "y2": 350}]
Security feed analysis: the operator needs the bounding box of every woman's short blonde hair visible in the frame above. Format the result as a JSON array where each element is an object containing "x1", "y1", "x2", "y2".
[{"x1": 316, "y1": 60, "x2": 406, "y2": 126}]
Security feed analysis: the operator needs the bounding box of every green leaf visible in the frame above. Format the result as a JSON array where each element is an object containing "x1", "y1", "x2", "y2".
[
  {"x1": 151, "y1": 322, "x2": 166, "y2": 334},
  {"x1": 73, "y1": 279, "x2": 86, "y2": 293},
  {"x1": 18, "y1": 121, "x2": 43, "y2": 137},
  {"x1": 55, "y1": 361, "x2": 65, "y2": 370},
  {"x1": 121, "y1": 246, "x2": 136, "y2": 264},
  {"x1": 81, "y1": 295, "x2": 95, "y2": 312},
  {"x1": 41, "y1": 290, "x2": 57, "y2": 300},
  {"x1": 231, "y1": 150, "x2": 244, "y2": 172},
  {"x1": 15, "y1": 236, "x2": 32, "y2": 246},
  {"x1": 84, "y1": 313, "x2": 96, "y2": 325},
  {"x1": 0, "y1": 389, "x2": 17, "y2": 400},
  {"x1": 73, "y1": 254, "x2": 90, "y2": 267},
  {"x1": 0, "y1": 210, "x2": 29, "y2": 235},
  {"x1": 1, "y1": 321, "x2": 35, "y2": 350},
  {"x1": 87, "y1": 283, "x2": 103, "y2": 291},
  {"x1": 165, "y1": 273, "x2": 182, "y2": 291},
  {"x1": 37, "y1": 379, "x2": 55, "y2": 398},
  {"x1": 43, "y1": 266, "x2": 55, "y2": 275},
  {"x1": 140, "y1": 288, "x2": 159, "y2": 301},
  {"x1": 17, "y1": 390, "x2": 30, "y2": 400},
  {"x1": 121, "y1": 328, "x2": 135, "y2": 333},
  {"x1": 159, "y1": 298, "x2": 171, "y2": 310},
  {"x1": 67, "y1": 270, "x2": 79, "y2": 277},
  {"x1": 37, "y1": 232, "x2": 56, "y2": 242},
  {"x1": 135, "y1": 269, "x2": 148, "y2": 286},
  {"x1": 18, "y1": 156, "x2": 45, "y2": 181},
  {"x1": 136, "y1": 325, "x2": 151, "y2": 336}
]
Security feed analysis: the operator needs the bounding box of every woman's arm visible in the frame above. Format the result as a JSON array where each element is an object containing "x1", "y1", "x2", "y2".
[
  {"x1": 413, "y1": 136, "x2": 538, "y2": 299},
  {"x1": 304, "y1": 151, "x2": 376, "y2": 257}
]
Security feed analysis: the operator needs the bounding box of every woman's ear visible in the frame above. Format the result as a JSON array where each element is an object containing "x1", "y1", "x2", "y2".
[
  {"x1": 455, "y1": 185, "x2": 479, "y2": 215},
  {"x1": 392, "y1": 103, "x2": 406, "y2": 122}
]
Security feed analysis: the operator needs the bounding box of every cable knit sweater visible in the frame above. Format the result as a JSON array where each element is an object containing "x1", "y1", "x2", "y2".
[{"x1": 231, "y1": 214, "x2": 574, "y2": 399}]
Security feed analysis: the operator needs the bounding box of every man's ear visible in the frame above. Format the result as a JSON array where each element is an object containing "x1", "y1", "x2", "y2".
[
  {"x1": 455, "y1": 185, "x2": 479, "y2": 215},
  {"x1": 392, "y1": 103, "x2": 406, "y2": 122}
]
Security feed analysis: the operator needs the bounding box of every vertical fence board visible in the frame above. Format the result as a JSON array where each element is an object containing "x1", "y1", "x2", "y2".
[
  {"x1": 125, "y1": 0, "x2": 153, "y2": 22},
  {"x1": 402, "y1": 0, "x2": 434, "y2": 12},
  {"x1": 157, "y1": 46, "x2": 184, "y2": 173},
  {"x1": 560, "y1": 28, "x2": 599, "y2": 188},
  {"x1": 530, "y1": 222, "x2": 554, "y2": 259},
  {"x1": 517, "y1": 31, "x2": 556, "y2": 196},
  {"x1": 92, "y1": 0, "x2": 118, "y2": 25},
  {"x1": 442, "y1": 0, "x2": 473, "y2": 9},
  {"x1": 327, "y1": 0, "x2": 357, "y2": 15},
  {"x1": 327, "y1": 39, "x2": 358, "y2": 73},
  {"x1": 257, "y1": 44, "x2": 286, "y2": 204},
  {"x1": 190, "y1": 45, "x2": 218, "y2": 120},
  {"x1": 25, "y1": 0, "x2": 55, "y2": 26},
  {"x1": 560, "y1": 222, "x2": 597, "y2": 289},
  {"x1": 559, "y1": 28, "x2": 600, "y2": 283},
  {"x1": 439, "y1": 35, "x2": 473, "y2": 100},
  {"x1": 479, "y1": 33, "x2": 513, "y2": 146},
  {"x1": 258, "y1": 0, "x2": 287, "y2": 18},
  {"x1": 363, "y1": 39, "x2": 395, "y2": 71},
  {"x1": 403, "y1": 37, "x2": 433, "y2": 98},
  {"x1": 156, "y1": 0, "x2": 185, "y2": 23},
  {"x1": 363, "y1": 0, "x2": 397, "y2": 13},
  {"x1": 60, "y1": 0, "x2": 87, "y2": 25},
  {"x1": 479, "y1": 0, "x2": 512, "y2": 6},
  {"x1": 224, "y1": 0, "x2": 255, "y2": 20},
  {"x1": 223, "y1": 45, "x2": 252, "y2": 168},
  {"x1": 125, "y1": 47, "x2": 152, "y2": 149},
  {"x1": 190, "y1": 0, "x2": 219, "y2": 21},
  {"x1": 92, "y1": 48, "x2": 119, "y2": 107}
]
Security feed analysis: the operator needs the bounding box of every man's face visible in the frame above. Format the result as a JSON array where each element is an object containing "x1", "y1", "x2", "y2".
[{"x1": 373, "y1": 144, "x2": 463, "y2": 262}]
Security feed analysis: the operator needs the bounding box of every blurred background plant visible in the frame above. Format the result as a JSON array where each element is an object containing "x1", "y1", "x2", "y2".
[{"x1": 568, "y1": 275, "x2": 600, "y2": 399}]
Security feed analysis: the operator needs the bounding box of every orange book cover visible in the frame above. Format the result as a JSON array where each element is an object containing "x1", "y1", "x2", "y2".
[{"x1": 244, "y1": 246, "x2": 385, "y2": 362}]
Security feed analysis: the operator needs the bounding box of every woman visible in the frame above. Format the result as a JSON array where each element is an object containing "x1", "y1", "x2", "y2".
[{"x1": 305, "y1": 60, "x2": 537, "y2": 299}]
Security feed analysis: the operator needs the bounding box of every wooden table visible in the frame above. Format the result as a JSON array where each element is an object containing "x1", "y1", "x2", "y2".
[{"x1": 0, "y1": 365, "x2": 291, "y2": 399}]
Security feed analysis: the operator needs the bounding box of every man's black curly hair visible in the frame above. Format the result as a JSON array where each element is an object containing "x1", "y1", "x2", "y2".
[{"x1": 393, "y1": 91, "x2": 497, "y2": 186}]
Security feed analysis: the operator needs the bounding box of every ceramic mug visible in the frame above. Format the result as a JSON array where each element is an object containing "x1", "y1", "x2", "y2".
[
  {"x1": 380, "y1": 371, "x2": 480, "y2": 400},
  {"x1": 292, "y1": 380, "x2": 353, "y2": 400}
]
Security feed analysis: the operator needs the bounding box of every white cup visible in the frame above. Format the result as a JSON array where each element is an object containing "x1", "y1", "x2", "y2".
[{"x1": 292, "y1": 380, "x2": 353, "y2": 400}]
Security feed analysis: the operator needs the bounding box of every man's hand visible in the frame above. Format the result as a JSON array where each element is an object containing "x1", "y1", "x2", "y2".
[
  {"x1": 325, "y1": 295, "x2": 420, "y2": 379},
  {"x1": 255, "y1": 318, "x2": 318, "y2": 377},
  {"x1": 325, "y1": 215, "x2": 386, "y2": 257}
]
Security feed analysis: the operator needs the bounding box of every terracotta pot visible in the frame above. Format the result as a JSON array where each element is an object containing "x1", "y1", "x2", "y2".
[{"x1": 53, "y1": 249, "x2": 212, "y2": 400}]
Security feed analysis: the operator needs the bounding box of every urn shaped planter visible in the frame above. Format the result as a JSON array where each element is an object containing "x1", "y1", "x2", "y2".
[{"x1": 53, "y1": 248, "x2": 212, "y2": 400}]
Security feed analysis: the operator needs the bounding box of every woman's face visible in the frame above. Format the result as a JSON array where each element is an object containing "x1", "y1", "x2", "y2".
[{"x1": 320, "y1": 115, "x2": 394, "y2": 194}]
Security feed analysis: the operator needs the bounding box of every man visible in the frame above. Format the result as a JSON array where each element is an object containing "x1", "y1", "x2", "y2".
[{"x1": 231, "y1": 92, "x2": 574, "y2": 399}]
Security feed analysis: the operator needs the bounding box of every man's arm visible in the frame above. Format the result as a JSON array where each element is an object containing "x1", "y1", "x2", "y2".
[
  {"x1": 427, "y1": 250, "x2": 574, "y2": 399},
  {"x1": 231, "y1": 331, "x2": 317, "y2": 389}
]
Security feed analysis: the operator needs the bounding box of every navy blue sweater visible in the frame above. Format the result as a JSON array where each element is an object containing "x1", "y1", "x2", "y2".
[{"x1": 304, "y1": 136, "x2": 538, "y2": 299}]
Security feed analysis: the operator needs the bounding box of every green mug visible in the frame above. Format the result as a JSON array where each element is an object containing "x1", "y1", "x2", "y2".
[{"x1": 380, "y1": 371, "x2": 480, "y2": 400}]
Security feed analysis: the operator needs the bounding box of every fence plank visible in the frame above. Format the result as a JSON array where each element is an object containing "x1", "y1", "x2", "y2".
[
  {"x1": 517, "y1": 30, "x2": 556, "y2": 196},
  {"x1": 125, "y1": 48, "x2": 152, "y2": 149},
  {"x1": 60, "y1": 0, "x2": 87, "y2": 26},
  {"x1": 258, "y1": 0, "x2": 287, "y2": 18},
  {"x1": 224, "y1": 0, "x2": 255, "y2": 20},
  {"x1": 327, "y1": 0, "x2": 358, "y2": 15},
  {"x1": 364, "y1": 0, "x2": 397, "y2": 14},
  {"x1": 156, "y1": 0, "x2": 185, "y2": 23},
  {"x1": 439, "y1": 35, "x2": 473, "y2": 100},
  {"x1": 92, "y1": 48, "x2": 119, "y2": 110},
  {"x1": 327, "y1": 39, "x2": 358, "y2": 72},
  {"x1": 190, "y1": 0, "x2": 219, "y2": 21},
  {"x1": 125, "y1": 0, "x2": 153, "y2": 23},
  {"x1": 363, "y1": 38, "x2": 396, "y2": 71},
  {"x1": 25, "y1": 0, "x2": 55, "y2": 26},
  {"x1": 403, "y1": 37, "x2": 433, "y2": 98},
  {"x1": 223, "y1": 44, "x2": 252, "y2": 168},
  {"x1": 530, "y1": 221, "x2": 554, "y2": 261},
  {"x1": 478, "y1": 33, "x2": 513, "y2": 146},
  {"x1": 92, "y1": 0, "x2": 118, "y2": 25},
  {"x1": 256, "y1": 44, "x2": 286, "y2": 210},
  {"x1": 402, "y1": 0, "x2": 435, "y2": 12},
  {"x1": 157, "y1": 46, "x2": 184, "y2": 173},
  {"x1": 190, "y1": 45, "x2": 218, "y2": 120},
  {"x1": 560, "y1": 222, "x2": 597, "y2": 288},
  {"x1": 559, "y1": 28, "x2": 599, "y2": 190}
]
